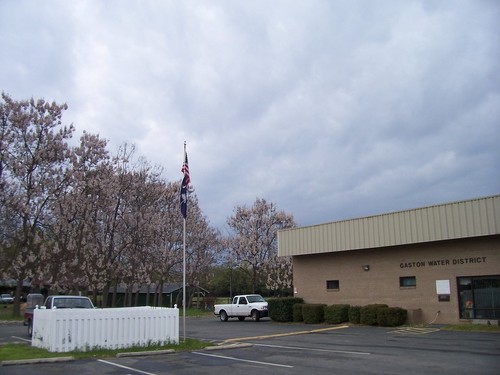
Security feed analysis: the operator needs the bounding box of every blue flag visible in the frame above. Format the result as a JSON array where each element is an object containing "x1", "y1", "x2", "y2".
[{"x1": 180, "y1": 174, "x2": 188, "y2": 219}]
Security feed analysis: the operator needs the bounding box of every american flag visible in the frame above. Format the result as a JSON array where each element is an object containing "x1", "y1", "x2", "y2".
[
  {"x1": 180, "y1": 148, "x2": 191, "y2": 219},
  {"x1": 181, "y1": 152, "x2": 190, "y2": 186}
]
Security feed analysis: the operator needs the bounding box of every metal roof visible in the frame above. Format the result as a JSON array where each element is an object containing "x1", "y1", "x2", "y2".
[{"x1": 278, "y1": 195, "x2": 500, "y2": 257}]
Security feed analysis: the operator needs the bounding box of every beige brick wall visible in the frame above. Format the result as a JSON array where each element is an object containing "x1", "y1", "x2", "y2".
[{"x1": 292, "y1": 235, "x2": 499, "y2": 324}]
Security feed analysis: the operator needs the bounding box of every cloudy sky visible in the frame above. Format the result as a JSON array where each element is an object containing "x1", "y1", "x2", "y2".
[{"x1": 1, "y1": 0, "x2": 499, "y2": 231}]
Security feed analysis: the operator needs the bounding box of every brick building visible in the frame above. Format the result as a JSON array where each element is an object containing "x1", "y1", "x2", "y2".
[{"x1": 278, "y1": 195, "x2": 500, "y2": 324}]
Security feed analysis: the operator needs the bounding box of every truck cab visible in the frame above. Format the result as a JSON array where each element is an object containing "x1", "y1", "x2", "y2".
[{"x1": 24, "y1": 294, "x2": 94, "y2": 337}]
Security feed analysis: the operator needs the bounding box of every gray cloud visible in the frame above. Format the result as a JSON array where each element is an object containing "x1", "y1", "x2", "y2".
[{"x1": 1, "y1": 0, "x2": 498, "y2": 230}]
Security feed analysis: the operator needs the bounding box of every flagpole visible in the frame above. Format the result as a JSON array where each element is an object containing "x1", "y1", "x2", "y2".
[
  {"x1": 182, "y1": 141, "x2": 186, "y2": 342},
  {"x1": 183, "y1": 216, "x2": 186, "y2": 342}
]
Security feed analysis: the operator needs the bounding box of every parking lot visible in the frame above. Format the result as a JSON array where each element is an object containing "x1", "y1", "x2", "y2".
[{"x1": 1, "y1": 317, "x2": 500, "y2": 374}]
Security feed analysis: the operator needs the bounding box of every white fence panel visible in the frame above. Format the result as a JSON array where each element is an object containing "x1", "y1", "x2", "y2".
[{"x1": 32, "y1": 306, "x2": 179, "y2": 352}]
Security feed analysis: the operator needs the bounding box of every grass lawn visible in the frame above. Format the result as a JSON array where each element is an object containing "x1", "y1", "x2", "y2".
[
  {"x1": 0, "y1": 304, "x2": 214, "y2": 361},
  {"x1": 0, "y1": 304, "x2": 23, "y2": 321},
  {"x1": 441, "y1": 323, "x2": 500, "y2": 332},
  {"x1": 0, "y1": 338, "x2": 212, "y2": 361}
]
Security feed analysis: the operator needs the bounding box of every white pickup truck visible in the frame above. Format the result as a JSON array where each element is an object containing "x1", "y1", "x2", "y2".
[{"x1": 213, "y1": 294, "x2": 268, "y2": 322}]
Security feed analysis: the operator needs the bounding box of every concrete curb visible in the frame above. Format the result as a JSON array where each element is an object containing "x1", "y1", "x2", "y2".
[
  {"x1": 204, "y1": 343, "x2": 253, "y2": 350},
  {"x1": 116, "y1": 342, "x2": 253, "y2": 356},
  {"x1": 1, "y1": 356, "x2": 75, "y2": 366},
  {"x1": 116, "y1": 349, "x2": 175, "y2": 358},
  {"x1": 1, "y1": 341, "x2": 252, "y2": 365}
]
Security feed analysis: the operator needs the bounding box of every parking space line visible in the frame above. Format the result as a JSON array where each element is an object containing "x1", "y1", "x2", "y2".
[
  {"x1": 11, "y1": 336, "x2": 31, "y2": 343},
  {"x1": 98, "y1": 359, "x2": 157, "y2": 375},
  {"x1": 193, "y1": 351, "x2": 294, "y2": 368},
  {"x1": 254, "y1": 343, "x2": 371, "y2": 356},
  {"x1": 390, "y1": 327, "x2": 441, "y2": 335},
  {"x1": 221, "y1": 324, "x2": 349, "y2": 344}
]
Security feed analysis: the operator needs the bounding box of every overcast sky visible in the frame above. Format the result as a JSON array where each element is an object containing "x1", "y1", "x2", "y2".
[{"x1": 1, "y1": 0, "x2": 499, "y2": 231}]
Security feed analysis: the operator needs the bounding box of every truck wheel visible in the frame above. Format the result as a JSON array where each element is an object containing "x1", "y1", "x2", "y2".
[
  {"x1": 27, "y1": 320, "x2": 33, "y2": 337},
  {"x1": 238, "y1": 316, "x2": 245, "y2": 321},
  {"x1": 251, "y1": 310, "x2": 260, "y2": 322},
  {"x1": 220, "y1": 310, "x2": 228, "y2": 322}
]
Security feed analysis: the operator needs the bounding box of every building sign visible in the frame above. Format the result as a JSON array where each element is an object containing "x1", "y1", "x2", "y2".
[
  {"x1": 436, "y1": 280, "x2": 451, "y2": 302},
  {"x1": 400, "y1": 256, "x2": 487, "y2": 269}
]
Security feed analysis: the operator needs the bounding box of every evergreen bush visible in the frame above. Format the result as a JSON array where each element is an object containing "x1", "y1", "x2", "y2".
[
  {"x1": 302, "y1": 304, "x2": 326, "y2": 324},
  {"x1": 293, "y1": 303, "x2": 304, "y2": 322},
  {"x1": 324, "y1": 304, "x2": 350, "y2": 324},
  {"x1": 377, "y1": 307, "x2": 407, "y2": 326},
  {"x1": 268, "y1": 297, "x2": 304, "y2": 322},
  {"x1": 360, "y1": 304, "x2": 388, "y2": 325},
  {"x1": 348, "y1": 306, "x2": 361, "y2": 324}
]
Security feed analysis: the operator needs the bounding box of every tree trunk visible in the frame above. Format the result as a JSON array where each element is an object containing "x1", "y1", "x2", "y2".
[
  {"x1": 102, "y1": 283, "x2": 110, "y2": 307},
  {"x1": 13, "y1": 277, "x2": 24, "y2": 317},
  {"x1": 112, "y1": 283, "x2": 118, "y2": 307},
  {"x1": 252, "y1": 265, "x2": 257, "y2": 294},
  {"x1": 134, "y1": 289, "x2": 139, "y2": 306}
]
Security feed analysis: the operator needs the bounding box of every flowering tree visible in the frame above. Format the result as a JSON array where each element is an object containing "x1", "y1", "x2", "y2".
[
  {"x1": 0, "y1": 93, "x2": 222, "y2": 313},
  {"x1": 183, "y1": 193, "x2": 222, "y2": 306},
  {"x1": 227, "y1": 198, "x2": 296, "y2": 294},
  {"x1": 0, "y1": 93, "x2": 74, "y2": 316},
  {"x1": 47, "y1": 131, "x2": 112, "y2": 295}
]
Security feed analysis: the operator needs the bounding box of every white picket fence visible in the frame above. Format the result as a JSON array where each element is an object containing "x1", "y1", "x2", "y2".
[{"x1": 32, "y1": 306, "x2": 179, "y2": 352}]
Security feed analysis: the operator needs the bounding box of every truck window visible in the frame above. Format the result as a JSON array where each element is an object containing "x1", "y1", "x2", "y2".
[
  {"x1": 238, "y1": 297, "x2": 247, "y2": 305},
  {"x1": 247, "y1": 295, "x2": 265, "y2": 303}
]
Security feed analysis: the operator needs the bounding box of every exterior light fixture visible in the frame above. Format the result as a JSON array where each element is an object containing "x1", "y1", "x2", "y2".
[{"x1": 363, "y1": 265, "x2": 370, "y2": 271}]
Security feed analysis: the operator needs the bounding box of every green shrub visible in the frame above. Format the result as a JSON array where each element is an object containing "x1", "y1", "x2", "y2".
[
  {"x1": 302, "y1": 304, "x2": 326, "y2": 324},
  {"x1": 348, "y1": 306, "x2": 361, "y2": 324},
  {"x1": 377, "y1": 307, "x2": 407, "y2": 327},
  {"x1": 268, "y1": 297, "x2": 304, "y2": 322},
  {"x1": 360, "y1": 304, "x2": 388, "y2": 325},
  {"x1": 293, "y1": 303, "x2": 304, "y2": 322},
  {"x1": 324, "y1": 304, "x2": 350, "y2": 324}
]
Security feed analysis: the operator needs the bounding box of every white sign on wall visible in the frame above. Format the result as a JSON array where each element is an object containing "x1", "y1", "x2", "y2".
[{"x1": 436, "y1": 280, "x2": 451, "y2": 294}]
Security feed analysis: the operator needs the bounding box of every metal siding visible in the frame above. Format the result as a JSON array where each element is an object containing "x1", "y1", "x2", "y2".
[
  {"x1": 489, "y1": 196, "x2": 500, "y2": 233},
  {"x1": 356, "y1": 219, "x2": 362, "y2": 248},
  {"x1": 303, "y1": 228, "x2": 310, "y2": 254},
  {"x1": 420, "y1": 207, "x2": 430, "y2": 242},
  {"x1": 436, "y1": 205, "x2": 445, "y2": 238},
  {"x1": 388, "y1": 214, "x2": 397, "y2": 246},
  {"x1": 365, "y1": 218, "x2": 371, "y2": 247},
  {"x1": 340, "y1": 221, "x2": 347, "y2": 250},
  {"x1": 473, "y1": 199, "x2": 486, "y2": 233},
  {"x1": 371, "y1": 217, "x2": 378, "y2": 247},
  {"x1": 278, "y1": 195, "x2": 500, "y2": 256},
  {"x1": 450, "y1": 204, "x2": 460, "y2": 238},
  {"x1": 314, "y1": 226, "x2": 321, "y2": 252},
  {"x1": 463, "y1": 200, "x2": 474, "y2": 236},
  {"x1": 396, "y1": 212, "x2": 404, "y2": 244},
  {"x1": 486, "y1": 199, "x2": 494, "y2": 233}
]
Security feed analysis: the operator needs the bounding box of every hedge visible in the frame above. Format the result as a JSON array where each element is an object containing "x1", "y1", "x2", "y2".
[
  {"x1": 293, "y1": 303, "x2": 304, "y2": 322},
  {"x1": 270, "y1": 301, "x2": 407, "y2": 327},
  {"x1": 348, "y1": 306, "x2": 361, "y2": 324},
  {"x1": 268, "y1": 297, "x2": 304, "y2": 322},
  {"x1": 302, "y1": 304, "x2": 326, "y2": 324},
  {"x1": 377, "y1": 307, "x2": 407, "y2": 327},
  {"x1": 324, "y1": 304, "x2": 350, "y2": 324},
  {"x1": 360, "y1": 304, "x2": 389, "y2": 325}
]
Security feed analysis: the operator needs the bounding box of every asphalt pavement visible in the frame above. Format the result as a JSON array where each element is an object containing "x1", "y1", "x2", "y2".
[{"x1": 1, "y1": 317, "x2": 499, "y2": 374}]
